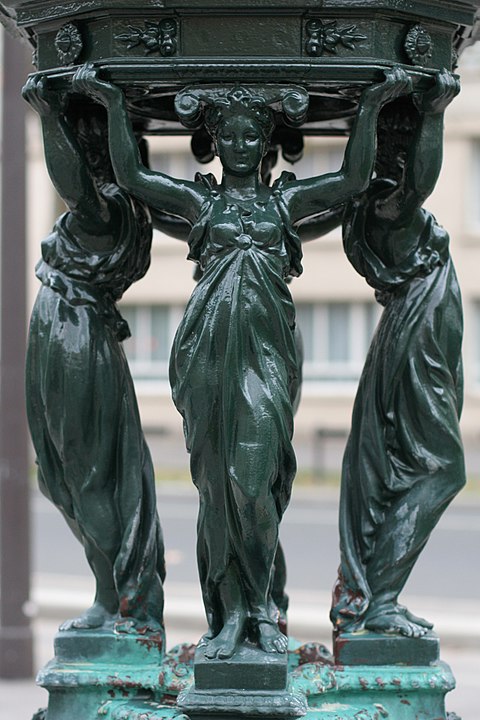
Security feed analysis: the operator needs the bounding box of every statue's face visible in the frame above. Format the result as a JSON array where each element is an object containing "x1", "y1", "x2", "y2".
[{"x1": 216, "y1": 115, "x2": 264, "y2": 177}]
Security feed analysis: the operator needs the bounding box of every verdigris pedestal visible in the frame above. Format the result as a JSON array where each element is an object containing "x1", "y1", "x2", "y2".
[
  {"x1": 37, "y1": 629, "x2": 165, "y2": 720},
  {"x1": 92, "y1": 639, "x2": 456, "y2": 720}
]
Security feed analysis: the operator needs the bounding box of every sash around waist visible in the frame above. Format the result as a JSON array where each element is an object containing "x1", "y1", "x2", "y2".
[{"x1": 35, "y1": 261, "x2": 130, "y2": 341}]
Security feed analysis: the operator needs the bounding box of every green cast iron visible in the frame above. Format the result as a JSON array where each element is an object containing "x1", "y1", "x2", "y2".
[
  {"x1": 22, "y1": 74, "x2": 166, "y2": 637},
  {"x1": 0, "y1": 1, "x2": 477, "y2": 719},
  {"x1": 3, "y1": 0, "x2": 480, "y2": 135},
  {"x1": 69, "y1": 63, "x2": 414, "y2": 671},
  {"x1": 330, "y1": 70, "x2": 465, "y2": 641}
]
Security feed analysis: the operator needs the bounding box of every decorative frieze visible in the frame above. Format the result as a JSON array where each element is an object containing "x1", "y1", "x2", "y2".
[
  {"x1": 115, "y1": 18, "x2": 178, "y2": 56},
  {"x1": 305, "y1": 18, "x2": 367, "y2": 57}
]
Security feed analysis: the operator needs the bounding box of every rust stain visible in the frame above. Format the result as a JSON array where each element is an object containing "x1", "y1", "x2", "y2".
[
  {"x1": 119, "y1": 597, "x2": 130, "y2": 616},
  {"x1": 160, "y1": 693, "x2": 177, "y2": 706},
  {"x1": 136, "y1": 632, "x2": 164, "y2": 652},
  {"x1": 107, "y1": 676, "x2": 143, "y2": 691},
  {"x1": 295, "y1": 642, "x2": 334, "y2": 666},
  {"x1": 177, "y1": 643, "x2": 196, "y2": 664}
]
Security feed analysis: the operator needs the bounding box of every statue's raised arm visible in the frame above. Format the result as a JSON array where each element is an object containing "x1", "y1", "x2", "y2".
[
  {"x1": 281, "y1": 67, "x2": 413, "y2": 224},
  {"x1": 23, "y1": 75, "x2": 117, "y2": 245},
  {"x1": 72, "y1": 63, "x2": 208, "y2": 224}
]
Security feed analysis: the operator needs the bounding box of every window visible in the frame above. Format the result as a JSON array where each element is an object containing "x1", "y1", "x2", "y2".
[
  {"x1": 149, "y1": 151, "x2": 198, "y2": 181},
  {"x1": 149, "y1": 146, "x2": 220, "y2": 183},
  {"x1": 120, "y1": 305, "x2": 185, "y2": 380},
  {"x1": 121, "y1": 301, "x2": 380, "y2": 386},
  {"x1": 292, "y1": 143, "x2": 346, "y2": 180},
  {"x1": 272, "y1": 139, "x2": 347, "y2": 182},
  {"x1": 295, "y1": 301, "x2": 382, "y2": 383},
  {"x1": 148, "y1": 137, "x2": 347, "y2": 187}
]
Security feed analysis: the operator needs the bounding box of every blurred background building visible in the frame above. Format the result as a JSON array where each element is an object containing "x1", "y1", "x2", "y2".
[{"x1": 25, "y1": 44, "x2": 480, "y2": 481}]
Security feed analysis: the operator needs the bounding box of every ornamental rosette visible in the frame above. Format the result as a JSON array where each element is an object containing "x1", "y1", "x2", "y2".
[
  {"x1": 54, "y1": 23, "x2": 83, "y2": 65},
  {"x1": 404, "y1": 24, "x2": 433, "y2": 66}
]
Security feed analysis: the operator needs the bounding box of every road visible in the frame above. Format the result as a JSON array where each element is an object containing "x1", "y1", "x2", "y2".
[{"x1": 33, "y1": 482, "x2": 480, "y2": 603}]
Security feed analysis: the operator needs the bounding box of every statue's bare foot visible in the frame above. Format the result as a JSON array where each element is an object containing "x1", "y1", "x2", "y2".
[
  {"x1": 365, "y1": 606, "x2": 429, "y2": 638},
  {"x1": 204, "y1": 617, "x2": 245, "y2": 659},
  {"x1": 197, "y1": 630, "x2": 214, "y2": 648},
  {"x1": 398, "y1": 604, "x2": 433, "y2": 630},
  {"x1": 60, "y1": 602, "x2": 112, "y2": 631},
  {"x1": 257, "y1": 621, "x2": 288, "y2": 653}
]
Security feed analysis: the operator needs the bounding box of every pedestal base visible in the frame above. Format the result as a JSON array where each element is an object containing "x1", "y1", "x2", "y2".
[
  {"x1": 178, "y1": 687, "x2": 308, "y2": 719},
  {"x1": 37, "y1": 628, "x2": 165, "y2": 720},
  {"x1": 334, "y1": 630, "x2": 440, "y2": 666},
  {"x1": 178, "y1": 641, "x2": 307, "y2": 719},
  {"x1": 37, "y1": 637, "x2": 458, "y2": 720},
  {"x1": 193, "y1": 642, "x2": 288, "y2": 691},
  {"x1": 292, "y1": 653, "x2": 455, "y2": 720}
]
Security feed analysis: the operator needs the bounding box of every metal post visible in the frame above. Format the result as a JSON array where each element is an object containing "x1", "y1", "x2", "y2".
[{"x1": 0, "y1": 28, "x2": 33, "y2": 679}]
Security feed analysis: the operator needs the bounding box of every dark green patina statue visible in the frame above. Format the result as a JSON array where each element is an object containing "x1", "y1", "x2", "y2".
[
  {"x1": 331, "y1": 70, "x2": 465, "y2": 642},
  {"x1": 1, "y1": 0, "x2": 479, "y2": 718},
  {"x1": 72, "y1": 64, "x2": 411, "y2": 663},
  {"x1": 23, "y1": 75, "x2": 166, "y2": 637}
]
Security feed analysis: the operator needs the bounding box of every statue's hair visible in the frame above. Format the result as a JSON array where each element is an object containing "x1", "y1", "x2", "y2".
[
  {"x1": 72, "y1": 104, "x2": 116, "y2": 186},
  {"x1": 375, "y1": 98, "x2": 419, "y2": 180},
  {"x1": 204, "y1": 87, "x2": 275, "y2": 144}
]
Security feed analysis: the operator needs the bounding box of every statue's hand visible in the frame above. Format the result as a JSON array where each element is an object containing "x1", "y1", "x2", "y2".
[
  {"x1": 71, "y1": 63, "x2": 122, "y2": 106},
  {"x1": 22, "y1": 75, "x2": 67, "y2": 117},
  {"x1": 414, "y1": 69, "x2": 460, "y2": 114},
  {"x1": 362, "y1": 66, "x2": 413, "y2": 107}
]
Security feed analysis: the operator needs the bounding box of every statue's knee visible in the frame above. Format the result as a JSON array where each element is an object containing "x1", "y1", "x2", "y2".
[
  {"x1": 231, "y1": 475, "x2": 269, "y2": 503},
  {"x1": 435, "y1": 461, "x2": 466, "y2": 502},
  {"x1": 451, "y1": 466, "x2": 467, "y2": 494}
]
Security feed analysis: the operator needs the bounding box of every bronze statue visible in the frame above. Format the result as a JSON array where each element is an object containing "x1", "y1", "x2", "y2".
[
  {"x1": 331, "y1": 70, "x2": 465, "y2": 638},
  {"x1": 23, "y1": 76, "x2": 165, "y2": 635}
]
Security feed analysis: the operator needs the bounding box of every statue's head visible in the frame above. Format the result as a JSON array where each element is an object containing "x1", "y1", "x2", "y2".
[
  {"x1": 175, "y1": 84, "x2": 308, "y2": 179},
  {"x1": 204, "y1": 88, "x2": 275, "y2": 176}
]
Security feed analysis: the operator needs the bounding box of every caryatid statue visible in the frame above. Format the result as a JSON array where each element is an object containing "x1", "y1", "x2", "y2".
[
  {"x1": 331, "y1": 69, "x2": 465, "y2": 639},
  {"x1": 72, "y1": 62, "x2": 412, "y2": 660},
  {"x1": 23, "y1": 75, "x2": 166, "y2": 638}
]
